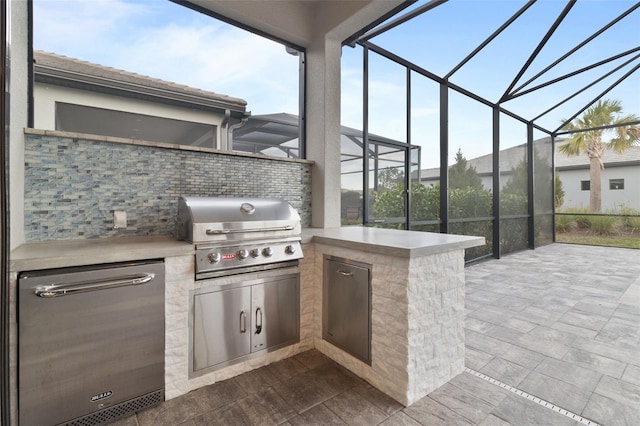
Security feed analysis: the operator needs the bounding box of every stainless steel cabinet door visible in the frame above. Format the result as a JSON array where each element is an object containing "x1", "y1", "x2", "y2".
[
  {"x1": 323, "y1": 258, "x2": 371, "y2": 364},
  {"x1": 251, "y1": 276, "x2": 299, "y2": 352},
  {"x1": 193, "y1": 286, "x2": 251, "y2": 372},
  {"x1": 192, "y1": 273, "x2": 300, "y2": 374}
]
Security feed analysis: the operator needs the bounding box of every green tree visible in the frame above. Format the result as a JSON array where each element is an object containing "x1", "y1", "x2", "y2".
[
  {"x1": 502, "y1": 158, "x2": 527, "y2": 198},
  {"x1": 501, "y1": 159, "x2": 529, "y2": 218},
  {"x1": 377, "y1": 167, "x2": 404, "y2": 191},
  {"x1": 559, "y1": 99, "x2": 640, "y2": 212},
  {"x1": 449, "y1": 148, "x2": 483, "y2": 190},
  {"x1": 502, "y1": 153, "x2": 564, "y2": 210},
  {"x1": 372, "y1": 182, "x2": 405, "y2": 221},
  {"x1": 555, "y1": 176, "x2": 564, "y2": 209}
]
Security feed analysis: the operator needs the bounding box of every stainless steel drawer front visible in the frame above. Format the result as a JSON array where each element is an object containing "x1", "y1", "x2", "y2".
[{"x1": 323, "y1": 256, "x2": 372, "y2": 364}]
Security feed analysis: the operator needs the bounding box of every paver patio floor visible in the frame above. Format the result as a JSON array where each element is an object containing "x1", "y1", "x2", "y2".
[
  {"x1": 120, "y1": 243, "x2": 639, "y2": 425},
  {"x1": 463, "y1": 243, "x2": 640, "y2": 425}
]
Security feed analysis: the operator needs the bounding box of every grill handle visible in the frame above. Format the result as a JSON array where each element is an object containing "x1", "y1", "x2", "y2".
[
  {"x1": 34, "y1": 273, "x2": 155, "y2": 298},
  {"x1": 206, "y1": 225, "x2": 294, "y2": 235}
]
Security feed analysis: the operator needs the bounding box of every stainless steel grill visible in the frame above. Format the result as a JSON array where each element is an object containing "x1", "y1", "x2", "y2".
[
  {"x1": 178, "y1": 197, "x2": 303, "y2": 376},
  {"x1": 177, "y1": 196, "x2": 303, "y2": 279}
]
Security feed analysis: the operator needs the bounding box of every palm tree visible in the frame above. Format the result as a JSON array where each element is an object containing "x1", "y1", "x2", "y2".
[{"x1": 559, "y1": 99, "x2": 640, "y2": 212}]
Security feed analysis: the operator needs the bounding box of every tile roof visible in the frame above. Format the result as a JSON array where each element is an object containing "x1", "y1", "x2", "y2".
[
  {"x1": 555, "y1": 143, "x2": 640, "y2": 169},
  {"x1": 33, "y1": 50, "x2": 247, "y2": 112}
]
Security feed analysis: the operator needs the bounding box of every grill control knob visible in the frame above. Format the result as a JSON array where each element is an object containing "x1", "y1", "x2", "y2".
[
  {"x1": 262, "y1": 247, "x2": 274, "y2": 257},
  {"x1": 208, "y1": 252, "x2": 221, "y2": 264},
  {"x1": 285, "y1": 245, "x2": 296, "y2": 255},
  {"x1": 250, "y1": 248, "x2": 261, "y2": 258},
  {"x1": 237, "y1": 249, "x2": 249, "y2": 260}
]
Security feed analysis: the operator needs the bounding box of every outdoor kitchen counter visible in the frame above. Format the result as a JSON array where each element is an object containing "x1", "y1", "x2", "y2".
[
  {"x1": 10, "y1": 228, "x2": 484, "y2": 271},
  {"x1": 302, "y1": 226, "x2": 484, "y2": 406},
  {"x1": 302, "y1": 226, "x2": 484, "y2": 255},
  {"x1": 9, "y1": 235, "x2": 193, "y2": 272},
  {"x1": 9, "y1": 229, "x2": 485, "y2": 410}
]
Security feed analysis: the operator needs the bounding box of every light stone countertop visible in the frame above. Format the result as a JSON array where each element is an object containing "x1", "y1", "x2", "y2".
[
  {"x1": 10, "y1": 236, "x2": 194, "y2": 272},
  {"x1": 302, "y1": 227, "x2": 484, "y2": 257},
  {"x1": 11, "y1": 227, "x2": 484, "y2": 272}
]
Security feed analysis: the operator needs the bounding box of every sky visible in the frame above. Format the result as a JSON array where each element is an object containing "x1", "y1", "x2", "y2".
[
  {"x1": 33, "y1": 0, "x2": 301, "y2": 116},
  {"x1": 340, "y1": 0, "x2": 640, "y2": 169},
  {"x1": 33, "y1": 0, "x2": 640, "y2": 172}
]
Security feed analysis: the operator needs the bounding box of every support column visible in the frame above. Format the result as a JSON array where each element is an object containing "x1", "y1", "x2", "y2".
[
  {"x1": 9, "y1": 0, "x2": 29, "y2": 250},
  {"x1": 305, "y1": 35, "x2": 342, "y2": 229}
]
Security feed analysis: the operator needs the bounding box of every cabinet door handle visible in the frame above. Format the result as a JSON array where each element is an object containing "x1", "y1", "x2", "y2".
[
  {"x1": 240, "y1": 310, "x2": 247, "y2": 333},
  {"x1": 255, "y1": 307, "x2": 263, "y2": 334},
  {"x1": 336, "y1": 269, "x2": 354, "y2": 277}
]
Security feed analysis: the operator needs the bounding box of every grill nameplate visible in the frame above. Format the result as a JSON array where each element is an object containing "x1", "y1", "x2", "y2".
[{"x1": 58, "y1": 390, "x2": 164, "y2": 426}]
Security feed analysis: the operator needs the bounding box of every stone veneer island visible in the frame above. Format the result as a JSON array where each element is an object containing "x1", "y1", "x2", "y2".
[
  {"x1": 304, "y1": 227, "x2": 484, "y2": 406},
  {"x1": 9, "y1": 227, "x2": 484, "y2": 422}
]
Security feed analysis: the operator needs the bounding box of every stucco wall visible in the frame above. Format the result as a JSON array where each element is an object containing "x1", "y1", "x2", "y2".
[
  {"x1": 24, "y1": 131, "x2": 312, "y2": 241},
  {"x1": 558, "y1": 165, "x2": 640, "y2": 211}
]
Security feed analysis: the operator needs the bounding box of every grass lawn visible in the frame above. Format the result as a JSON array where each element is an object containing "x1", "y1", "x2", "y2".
[{"x1": 556, "y1": 232, "x2": 640, "y2": 249}]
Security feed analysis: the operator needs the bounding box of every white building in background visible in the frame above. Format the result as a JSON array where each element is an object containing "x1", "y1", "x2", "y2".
[
  {"x1": 33, "y1": 51, "x2": 311, "y2": 159},
  {"x1": 33, "y1": 50, "x2": 248, "y2": 149},
  {"x1": 557, "y1": 145, "x2": 640, "y2": 211},
  {"x1": 418, "y1": 139, "x2": 640, "y2": 211}
]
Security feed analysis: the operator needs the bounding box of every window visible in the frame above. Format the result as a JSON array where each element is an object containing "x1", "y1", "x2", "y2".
[
  {"x1": 581, "y1": 180, "x2": 590, "y2": 191},
  {"x1": 56, "y1": 103, "x2": 217, "y2": 147},
  {"x1": 610, "y1": 179, "x2": 624, "y2": 190}
]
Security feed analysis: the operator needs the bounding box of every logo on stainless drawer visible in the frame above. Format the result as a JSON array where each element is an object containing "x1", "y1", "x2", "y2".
[{"x1": 91, "y1": 390, "x2": 113, "y2": 402}]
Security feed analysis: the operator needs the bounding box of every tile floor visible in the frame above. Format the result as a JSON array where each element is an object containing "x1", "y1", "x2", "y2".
[{"x1": 115, "y1": 243, "x2": 640, "y2": 425}]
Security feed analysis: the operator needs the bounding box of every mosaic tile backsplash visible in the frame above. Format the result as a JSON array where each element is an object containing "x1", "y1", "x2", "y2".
[{"x1": 24, "y1": 133, "x2": 312, "y2": 241}]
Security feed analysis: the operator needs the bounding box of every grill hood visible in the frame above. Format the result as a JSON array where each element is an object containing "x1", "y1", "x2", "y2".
[{"x1": 176, "y1": 196, "x2": 302, "y2": 244}]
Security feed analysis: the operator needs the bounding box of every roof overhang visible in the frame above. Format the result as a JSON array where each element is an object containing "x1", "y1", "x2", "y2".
[
  {"x1": 34, "y1": 58, "x2": 247, "y2": 116},
  {"x1": 556, "y1": 160, "x2": 640, "y2": 171},
  {"x1": 179, "y1": 0, "x2": 406, "y2": 48}
]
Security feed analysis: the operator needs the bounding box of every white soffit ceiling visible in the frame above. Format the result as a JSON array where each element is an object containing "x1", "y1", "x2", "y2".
[{"x1": 186, "y1": 0, "x2": 404, "y2": 47}]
